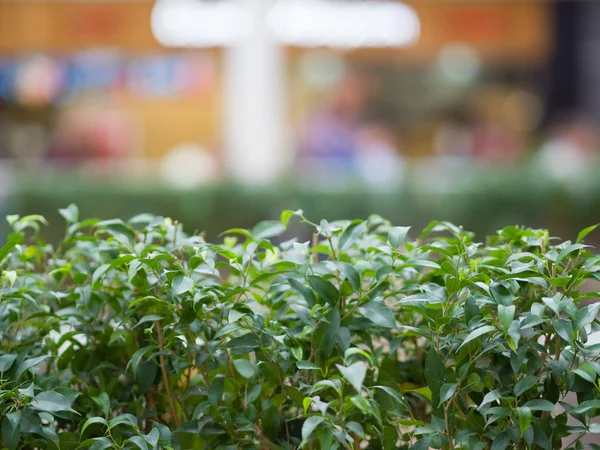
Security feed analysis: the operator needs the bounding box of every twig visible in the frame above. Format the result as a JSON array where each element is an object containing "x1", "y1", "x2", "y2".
[{"x1": 155, "y1": 320, "x2": 181, "y2": 427}]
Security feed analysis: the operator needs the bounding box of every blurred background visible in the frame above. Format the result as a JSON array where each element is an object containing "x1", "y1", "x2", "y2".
[{"x1": 1, "y1": 0, "x2": 600, "y2": 240}]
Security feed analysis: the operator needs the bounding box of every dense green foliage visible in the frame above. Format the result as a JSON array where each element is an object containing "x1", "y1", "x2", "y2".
[{"x1": 2, "y1": 206, "x2": 600, "y2": 449}]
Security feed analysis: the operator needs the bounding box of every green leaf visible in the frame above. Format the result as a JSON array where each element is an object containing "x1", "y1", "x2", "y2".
[
  {"x1": 81, "y1": 417, "x2": 108, "y2": 435},
  {"x1": 514, "y1": 375, "x2": 537, "y2": 397},
  {"x1": 88, "y1": 437, "x2": 114, "y2": 450},
  {"x1": 15, "y1": 355, "x2": 49, "y2": 380},
  {"x1": 2, "y1": 417, "x2": 20, "y2": 450},
  {"x1": 338, "y1": 262, "x2": 360, "y2": 292},
  {"x1": 523, "y1": 399, "x2": 556, "y2": 412},
  {"x1": 553, "y1": 318, "x2": 573, "y2": 344},
  {"x1": 307, "y1": 275, "x2": 339, "y2": 305},
  {"x1": 336, "y1": 362, "x2": 367, "y2": 392},
  {"x1": 127, "y1": 346, "x2": 153, "y2": 375},
  {"x1": 339, "y1": 220, "x2": 367, "y2": 250},
  {"x1": 557, "y1": 243, "x2": 588, "y2": 265},
  {"x1": 314, "y1": 307, "x2": 341, "y2": 362},
  {"x1": 573, "y1": 363, "x2": 597, "y2": 383},
  {"x1": 301, "y1": 416, "x2": 326, "y2": 444},
  {"x1": 373, "y1": 386, "x2": 408, "y2": 410},
  {"x1": 288, "y1": 278, "x2": 317, "y2": 307},
  {"x1": 92, "y1": 393, "x2": 110, "y2": 417},
  {"x1": 507, "y1": 320, "x2": 521, "y2": 352},
  {"x1": 108, "y1": 414, "x2": 138, "y2": 430},
  {"x1": 252, "y1": 220, "x2": 285, "y2": 240},
  {"x1": 297, "y1": 361, "x2": 320, "y2": 370},
  {"x1": 479, "y1": 390, "x2": 502, "y2": 409},
  {"x1": 31, "y1": 391, "x2": 78, "y2": 414},
  {"x1": 498, "y1": 305, "x2": 515, "y2": 333},
  {"x1": 577, "y1": 224, "x2": 599, "y2": 243},
  {"x1": 316, "y1": 422, "x2": 333, "y2": 450},
  {"x1": 0, "y1": 233, "x2": 22, "y2": 265},
  {"x1": 490, "y1": 282, "x2": 513, "y2": 306},
  {"x1": 280, "y1": 210, "x2": 296, "y2": 229},
  {"x1": 388, "y1": 226, "x2": 411, "y2": 248},
  {"x1": 144, "y1": 428, "x2": 160, "y2": 447},
  {"x1": 569, "y1": 400, "x2": 600, "y2": 415},
  {"x1": 59, "y1": 204, "x2": 79, "y2": 223},
  {"x1": 458, "y1": 325, "x2": 497, "y2": 350},
  {"x1": 225, "y1": 333, "x2": 262, "y2": 354},
  {"x1": 359, "y1": 299, "x2": 396, "y2": 328},
  {"x1": 438, "y1": 383, "x2": 457, "y2": 407},
  {"x1": 233, "y1": 359, "x2": 258, "y2": 379},
  {"x1": 209, "y1": 376, "x2": 225, "y2": 407},
  {"x1": 490, "y1": 432, "x2": 510, "y2": 450},
  {"x1": 406, "y1": 386, "x2": 432, "y2": 401},
  {"x1": 128, "y1": 436, "x2": 149, "y2": 450},
  {"x1": 425, "y1": 349, "x2": 446, "y2": 413},
  {"x1": 517, "y1": 406, "x2": 532, "y2": 437},
  {"x1": 5, "y1": 411, "x2": 20, "y2": 432},
  {"x1": 0, "y1": 354, "x2": 17, "y2": 372},
  {"x1": 172, "y1": 275, "x2": 193, "y2": 295}
]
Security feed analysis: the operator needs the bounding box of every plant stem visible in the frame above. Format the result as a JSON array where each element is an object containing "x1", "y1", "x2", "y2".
[{"x1": 155, "y1": 320, "x2": 181, "y2": 428}]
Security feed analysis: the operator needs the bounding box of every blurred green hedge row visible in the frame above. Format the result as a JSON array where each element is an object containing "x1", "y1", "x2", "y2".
[{"x1": 4, "y1": 165, "x2": 600, "y2": 242}]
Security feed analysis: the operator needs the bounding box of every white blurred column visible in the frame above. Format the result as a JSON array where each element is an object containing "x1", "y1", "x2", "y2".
[{"x1": 223, "y1": 0, "x2": 289, "y2": 184}]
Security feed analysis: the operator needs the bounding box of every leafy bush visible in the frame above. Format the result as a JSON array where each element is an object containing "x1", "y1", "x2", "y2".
[{"x1": 2, "y1": 206, "x2": 600, "y2": 449}]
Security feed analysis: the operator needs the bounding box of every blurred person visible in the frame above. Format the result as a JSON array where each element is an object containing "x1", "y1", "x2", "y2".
[{"x1": 535, "y1": 114, "x2": 599, "y2": 179}]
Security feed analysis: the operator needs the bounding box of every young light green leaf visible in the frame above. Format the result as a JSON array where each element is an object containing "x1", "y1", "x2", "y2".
[
  {"x1": 498, "y1": 304, "x2": 515, "y2": 333},
  {"x1": 59, "y1": 204, "x2": 79, "y2": 224},
  {"x1": 577, "y1": 224, "x2": 599, "y2": 243},
  {"x1": 517, "y1": 406, "x2": 532, "y2": 437},
  {"x1": 388, "y1": 226, "x2": 411, "y2": 248}
]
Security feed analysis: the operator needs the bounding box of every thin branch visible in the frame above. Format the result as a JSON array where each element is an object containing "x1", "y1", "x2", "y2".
[{"x1": 155, "y1": 320, "x2": 181, "y2": 428}]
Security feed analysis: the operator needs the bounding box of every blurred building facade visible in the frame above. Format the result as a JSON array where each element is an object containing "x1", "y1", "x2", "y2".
[{"x1": 0, "y1": 0, "x2": 597, "y2": 185}]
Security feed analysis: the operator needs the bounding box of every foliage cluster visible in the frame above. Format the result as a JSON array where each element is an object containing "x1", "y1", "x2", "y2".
[{"x1": 2, "y1": 206, "x2": 600, "y2": 449}]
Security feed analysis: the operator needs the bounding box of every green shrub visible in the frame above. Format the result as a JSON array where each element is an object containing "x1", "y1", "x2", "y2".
[{"x1": 1, "y1": 206, "x2": 600, "y2": 449}]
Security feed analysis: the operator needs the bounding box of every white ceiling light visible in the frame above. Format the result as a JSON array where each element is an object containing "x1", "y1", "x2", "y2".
[
  {"x1": 267, "y1": 0, "x2": 420, "y2": 49},
  {"x1": 151, "y1": 0, "x2": 253, "y2": 48}
]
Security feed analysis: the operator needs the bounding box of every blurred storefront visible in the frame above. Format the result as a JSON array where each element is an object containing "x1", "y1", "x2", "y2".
[{"x1": 0, "y1": 0, "x2": 556, "y2": 185}]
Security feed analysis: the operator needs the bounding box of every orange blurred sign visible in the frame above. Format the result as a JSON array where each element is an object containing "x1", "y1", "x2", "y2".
[{"x1": 0, "y1": 0, "x2": 552, "y2": 63}]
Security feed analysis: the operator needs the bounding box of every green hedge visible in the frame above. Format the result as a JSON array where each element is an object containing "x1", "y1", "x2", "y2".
[
  {"x1": 4, "y1": 165, "x2": 600, "y2": 242},
  {"x1": 2, "y1": 207, "x2": 600, "y2": 449}
]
